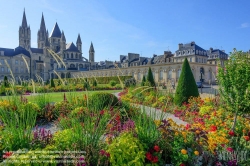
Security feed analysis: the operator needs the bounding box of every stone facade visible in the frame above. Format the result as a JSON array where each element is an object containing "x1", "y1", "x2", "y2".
[{"x1": 0, "y1": 10, "x2": 228, "y2": 84}]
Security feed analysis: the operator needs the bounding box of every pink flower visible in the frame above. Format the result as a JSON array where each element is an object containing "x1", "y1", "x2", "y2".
[{"x1": 226, "y1": 147, "x2": 234, "y2": 152}]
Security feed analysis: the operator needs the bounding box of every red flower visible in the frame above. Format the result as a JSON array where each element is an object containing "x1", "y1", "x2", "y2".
[
  {"x1": 100, "y1": 110, "x2": 105, "y2": 115},
  {"x1": 3, "y1": 151, "x2": 13, "y2": 159},
  {"x1": 226, "y1": 147, "x2": 234, "y2": 152},
  {"x1": 185, "y1": 124, "x2": 191, "y2": 130},
  {"x1": 146, "y1": 152, "x2": 153, "y2": 161},
  {"x1": 244, "y1": 136, "x2": 249, "y2": 141},
  {"x1": 153, "y1": 145, "x2": 160, "y2": 152},
  {"x1": 115, "y1": 115, "x2": 120, "y2": 122},
  {"x1": 180, "y1": 163, "x2": 185, "y2": 166},
  {"x1": 152, "y1": 156, "x2": 158, "y2": 163},
  {"x1": 210, "y1": 125, "x2": 217, "y2": 132},
  {"x1": 229, "y1": 130, "x2": 235, "y2": 136}
]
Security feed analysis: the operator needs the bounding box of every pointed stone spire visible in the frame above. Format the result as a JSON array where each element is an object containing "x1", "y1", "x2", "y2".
[
  {"x1": 40, "y1": 13, "x2": 46, "y2": 31},
  {"x1": 89, "y1": 42, "x2": 95, "y2": 52},
  {"x1": 61, "y1": 30, "x2": 66, "y2": 41},
  {"x1": 76, "y1": 34, "x2": 82, "y2": 44},
  {"x1": 49, "y1": 22, "x2": 61, "y2": 38},
  {"x1": 22, "y1": 8, "x2": 28, "y2": 27}
]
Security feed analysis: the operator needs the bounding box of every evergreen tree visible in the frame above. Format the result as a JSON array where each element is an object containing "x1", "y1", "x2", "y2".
[
  {"x1": 141, "y1": 75, "x2": 146, "y2": 86},
  {"x1": 3, "y1": 76, "x2": 9, "y2": 87},
  {"x1": 146, "y1": 67, "x2": 156, "y2": 87},
  {"x1": 92, "y1": 79, "x2": 97, "y2": 87},
  {"x1": 50, "y1": 78, "x2": 55, "y2": 88},
  {"x1": 174, "y1": 58, "x2": 199, "y2": 106}
]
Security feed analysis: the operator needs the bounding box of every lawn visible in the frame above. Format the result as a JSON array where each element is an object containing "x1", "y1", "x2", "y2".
[{"x1": 0, "y1": 90, "x2": 122, "y2": 103}]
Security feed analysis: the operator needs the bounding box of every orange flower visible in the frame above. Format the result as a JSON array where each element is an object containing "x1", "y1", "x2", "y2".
[
  {"x1": 194, "y1": 151, "x2": 199, "y2": 156},
  {"x1": 181, "y1": 149, "x2": 187, "y2": 155}
]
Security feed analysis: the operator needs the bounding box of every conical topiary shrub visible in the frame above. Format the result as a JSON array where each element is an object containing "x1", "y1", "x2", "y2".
[
  {"x1": 50, "y1": 78, "x2": 55, "y2": 88},
  {"x1": 174, "y1": 58, "x2": 199, "y2": 106},
  {"x1": 141, "y1": 75, "x2": 146, "y2": 86},
  {"x1": 147, "y1": 67, "x2": 156, "y2": 87}
]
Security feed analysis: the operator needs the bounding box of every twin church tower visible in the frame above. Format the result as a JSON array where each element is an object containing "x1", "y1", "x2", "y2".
[{"x1": 12, "y1": 9, "x2": 96, "y2": 80}]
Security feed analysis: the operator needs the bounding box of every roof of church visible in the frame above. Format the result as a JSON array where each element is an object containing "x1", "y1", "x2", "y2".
[
  {"x1": 39, "y1": 13, "x2": 46, "y2": 31},
  {"x1": 30, "y1": 48, "x2": 43, "y2": 54},
  {"x1": 22, "y1": 9, "x2": 28, "y2": 27},
  {"x1": 0, "y1": 46, "x2": 31, "y2": 57},
  {"x1": 89, "y1": 42, "x2": 95, "y2": 52},
  {"x1": 76, "y1": 34, "x2": 82, "y2": 44},
  {"x1": 50, "y1": 22, "x2": 61, "y2": 38},
  {"x1": 61, "y1": 31, "x2": 66, "y2": 41},
  {"x1": 66, "y1": 42, "x2": 80, "y2": 52}
]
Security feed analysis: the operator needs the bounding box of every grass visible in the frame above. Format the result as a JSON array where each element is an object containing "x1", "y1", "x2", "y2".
[{"x1": 0, "y1": 90, "x2": 122, "y2": 103}]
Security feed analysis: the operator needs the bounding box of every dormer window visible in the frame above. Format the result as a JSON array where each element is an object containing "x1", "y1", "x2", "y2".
[{"x1": 183, "y1": 51, "x2": 185, "y2": 55}]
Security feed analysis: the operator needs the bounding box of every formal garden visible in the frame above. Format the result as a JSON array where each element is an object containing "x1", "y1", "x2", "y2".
[{"x1": 0, "y1": 50, "x2": 250, "y2": 165}]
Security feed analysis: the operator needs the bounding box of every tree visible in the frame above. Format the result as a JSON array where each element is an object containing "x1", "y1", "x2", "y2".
[
  {"x1": 92, "y1": 79, "x2": 97, "y2": 87},
  {"x1": 141, "y1": 75, "x2": 146, "y2": 86},
  {"x1": 146, "y1": 67, "x2": 156, "y2": 87},
  {"x1": 50, "y1": 78, "x2": 55, "y2": 88},
  {"x1": 174, "y1": 58, "x2": 199, "y2": 106},
  {"x1": 3, "y1": 76, "x2": 9, "y2": 87},
  {"x1": 217, "y1": 50, "x2": 250, "y2": 131}
]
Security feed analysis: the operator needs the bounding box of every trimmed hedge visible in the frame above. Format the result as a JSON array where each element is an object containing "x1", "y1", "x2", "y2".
[
  {"x1": 89, "y1": 92, "x2": 119, "y2": 110},
  {"x1": 53, "y1": 76, "x2": 132, "y2": 85}
]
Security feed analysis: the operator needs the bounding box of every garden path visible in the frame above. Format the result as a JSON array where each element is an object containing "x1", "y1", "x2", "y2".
[{"x1": 113, "y1": 92, "x2": 187, "y2": 126}]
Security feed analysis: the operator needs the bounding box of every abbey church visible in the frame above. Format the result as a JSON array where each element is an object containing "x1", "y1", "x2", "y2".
[{"x1": 0, "y1": 10, "x2": 95, "y2": 81}]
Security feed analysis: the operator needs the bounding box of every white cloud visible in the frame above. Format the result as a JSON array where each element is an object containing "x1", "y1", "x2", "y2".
[{"x1": 240, "y1": 23, "x2": 249, "y2": 28}]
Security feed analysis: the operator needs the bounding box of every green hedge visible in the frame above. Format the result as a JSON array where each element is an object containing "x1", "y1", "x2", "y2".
[{"x1": 53, "y1": 76, "x2": 132, "y2": 85}]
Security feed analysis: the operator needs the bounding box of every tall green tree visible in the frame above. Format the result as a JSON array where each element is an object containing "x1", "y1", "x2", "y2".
[
  {"x1": 218, "y1": 49, "x2": 250, "y2": 131},
  {"x1": 174, "y1": 58, "x2": 199, "y2": 106},
  {"x1": 141, "y1": 75, "x2": 146, "y2": 86},
  {"x1": 146, "y1": 67, "x2": 156, "y2": 87},
  {"x1": 3, "y1": 76, "x2": 9, "y2": 87},
  {"x1": 50, "y1": 78, "x2": 55, "y2": 88}
]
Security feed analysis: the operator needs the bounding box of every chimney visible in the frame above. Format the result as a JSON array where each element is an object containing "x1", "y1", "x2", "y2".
[
  {"x1": 178, "y1": 43, "x2": 183, "y2": 49},
  {"x1": 191, "y1": 41, "x2": 195, "y2": 45}
]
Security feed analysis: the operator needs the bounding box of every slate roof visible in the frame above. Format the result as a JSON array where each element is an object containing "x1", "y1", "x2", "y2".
[
  {"x1": 89, "y1": 42, "x2": 95, "y2": 52},
  {"x1": 22, "y1": 10, "x2": 28, "y2": 27},
  {"x1": 176, "y1": 42, "x2": 207, "y2": 57},
  {"x1": 76, "y1": 34, "x2": 82, "y2": 44},
  {"x1": 65, "y1": 42, "x2": 80, "y2": 52},
  {"x1": 50, "y1": 22, "x2": 61, "y2": 38},
  {"x1": 30, "y1": 48, "x2": 43, "y2": 54},
  {"x1": 0, "y1": 46, "x2": 31, "y2": 57}
]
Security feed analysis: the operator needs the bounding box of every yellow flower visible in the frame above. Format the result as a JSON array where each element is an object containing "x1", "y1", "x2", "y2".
[
  {"x1": 194, "y1": 151, "x2": 199, "y2": 156},
  {"x1": 181, "y1": 149, "x2": 187, "y2": 155}
]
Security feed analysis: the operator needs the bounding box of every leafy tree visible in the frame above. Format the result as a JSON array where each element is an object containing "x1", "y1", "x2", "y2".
[
  {"x1": 217, "y1": 49, "x2": 250, "y2": 131},
  {"x1": 109, "y1": 80, "x2": 117, "y2": 87},
  {"x1": 3, "y1": 76, "x2": 9, "y2": 87},
  {"x1": 141, "y1": 75, "x2": 146, "y2": 86},
  {"x1": 174, "y1": 58, "x2": 199, "y2": 106},
  {"x1": 50, "y1": 78, "x2": 55, "y2": 88},
  {"x1": 146, "y1": 67, "x2": 155, "y2": 87}
]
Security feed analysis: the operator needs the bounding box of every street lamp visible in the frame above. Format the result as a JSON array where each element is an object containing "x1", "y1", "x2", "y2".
[{"x1": 200, "y1": 68, "x2": 204, "y2": 94}]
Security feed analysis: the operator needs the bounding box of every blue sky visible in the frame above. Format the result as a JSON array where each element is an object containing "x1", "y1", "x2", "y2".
[{"x1": 0, "y1": 0, "x2": 250, "y2": 62}]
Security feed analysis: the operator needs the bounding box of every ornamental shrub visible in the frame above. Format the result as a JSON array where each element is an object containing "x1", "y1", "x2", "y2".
[
  {"x1": 89, "y1": 92, "x2": 119, "y2": 110},
  {"x1": 141, "y1": 75, "x2": 146, "y2": 86},
  {"x1": 3, "y1": 76, "x2": 9, "y2": 87},
  {"x1": 50, "y1": 78, "x2": 55, "y2": 88},
  {"x1": 124, "y1": 78, "x2": 136, "y2": 87},
  {"x1": 174, "y1": 58, "x2": 199, "y2": 106},
  {"x1": 106, "y1": 132, "x2": 145, "y2": 166},
  {"x1": 147, "y1": 67, "x2": 156, "y2": 87},
  {"x1": 92, "y1": 79, "x2": 97, "y2": 87},
  {"x1": 109, "y1": 80, "x2": 117, "y2": 87}
]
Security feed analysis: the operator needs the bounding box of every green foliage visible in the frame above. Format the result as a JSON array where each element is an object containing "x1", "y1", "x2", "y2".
[
  {"x1": 3, "y1": 76, "x2": 9, "y2": 88},
  {"x1": 174, "y1": 58, "x2": 199, "y2": 106},
  {"x1": 50, "y1": 78, "x2": 55, "y2": 88},
  {"x1": 92, "y1": 79, "x2": 97, "y2": 87},
  {"x1": 106, "y1": 132, "x2": 145, "y2": 166},
  {"x1": 109, "y1": 80, "x2": 117, "y2": 87},
  {"x1": 124, "y1": 78, "x2": 136, "y2": 87},
  {"x1": 83, "y1": 80, "x2": 90, "y2": 90},
  {"x1": 141, "y1": 75, "x2": 146, "y2": 86},
  {"x1": 147, "y1": 67, "x2": 156, "y2": 87},
  {"x1": 217, "y1": 50, "x2": 250, "y2": 130},
  {"x1": 89, "y1": 92, "x2": 119, "y2": 110}
]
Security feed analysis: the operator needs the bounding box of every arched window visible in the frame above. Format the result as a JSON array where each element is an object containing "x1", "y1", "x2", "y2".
[
  {"x1": 79, "y1": 64, "x2": 83, "y2": 68},
  {"x1": 70, "y1": 64, "x2": 75, "y2": 68},
  {"x1": 71, "y1": 53, "x2": 73, "y2": 59},
  {"x1": 159, "y1": 70, "x2": 163, "y2": 80}
]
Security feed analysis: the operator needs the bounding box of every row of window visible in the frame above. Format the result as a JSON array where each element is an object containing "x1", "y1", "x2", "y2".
[
  {"x1": 0, "y1": 59, "x2": 24, "y2": 65},
  {"x1": 178, "y1": 50, "x2": 207, "y2": 56},
  {"x1": 63, "y1": 53, "x2": 81, "y2": 59},
  {"x1": 1, "y1": 67, "x2": 27, "y2": 73}
]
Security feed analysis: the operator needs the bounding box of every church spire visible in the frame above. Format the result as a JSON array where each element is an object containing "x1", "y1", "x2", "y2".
[
  {"x1": 22, "y1": 8, "x2": 28, "y2": 27},
  {"x1": 89, "y1": 42, "x2": 95, "y2": 52},
  {"x1": 40, "y1": 13, "x2": 46, "y2": 31},
  {"x1": 76, "y1": 34, "x2": 82, "y2": 44}
]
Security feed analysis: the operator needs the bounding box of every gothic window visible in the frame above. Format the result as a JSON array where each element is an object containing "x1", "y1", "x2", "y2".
[{"x1": 15, "y1": 60, "x2": 18, "y2": 65}]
